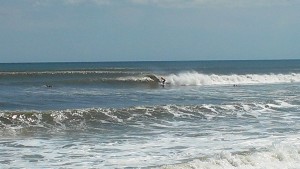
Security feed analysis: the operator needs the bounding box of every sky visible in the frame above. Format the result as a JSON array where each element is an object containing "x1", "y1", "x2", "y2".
[{"x1": 1, "y1": 0, "x2": 300, "y2": 63}]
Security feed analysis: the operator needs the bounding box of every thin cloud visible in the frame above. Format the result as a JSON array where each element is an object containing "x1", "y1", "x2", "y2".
[{"x1": 64, "y1": 0, "x2": 110, "y2": 5}]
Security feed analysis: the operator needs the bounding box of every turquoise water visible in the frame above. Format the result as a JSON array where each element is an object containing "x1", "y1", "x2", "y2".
[{"x1": 1, "y1": 60, "x2": 300, "y2": 168}]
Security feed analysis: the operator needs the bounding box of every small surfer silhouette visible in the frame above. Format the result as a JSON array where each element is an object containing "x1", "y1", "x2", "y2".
[
  {"x1": 160, "y1": 77, "x2": 166, "y2": 87},
  {"x1": 46, "y1": 85, "x2": 53, "y2": 88}
]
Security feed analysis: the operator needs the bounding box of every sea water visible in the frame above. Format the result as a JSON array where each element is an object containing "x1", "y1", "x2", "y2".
[{"x1": 0, "y1": 60, "x2": 300, "y2": 168}]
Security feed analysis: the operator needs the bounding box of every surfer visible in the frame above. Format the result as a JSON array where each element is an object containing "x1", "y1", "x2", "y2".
[{"x1": 160, "y1": 77, "x2": 166, "y2": 86}]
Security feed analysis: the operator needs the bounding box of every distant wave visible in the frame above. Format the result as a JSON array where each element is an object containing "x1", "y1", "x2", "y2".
[
  {"x1": 89, "y1": 72, "x2": 300, "y2": 85},
  {"x1": 2, "y1": 70, "x2": 300, "y2": 86},
  {"x1": 0, "y1": 70, "x2": 140, "y2": 76},
  {"x1": 87, "y1": 72, "x2": 300, "y2": 85}
]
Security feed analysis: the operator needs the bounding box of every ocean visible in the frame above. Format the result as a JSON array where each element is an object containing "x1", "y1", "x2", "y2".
[{"x1": 0, "y1": 60, "x2": 300, "y2": 168}]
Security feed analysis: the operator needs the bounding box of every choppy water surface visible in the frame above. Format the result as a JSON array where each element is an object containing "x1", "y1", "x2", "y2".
[{"x1": 1, "y1": 60, "x2": 300, "y2": 168}]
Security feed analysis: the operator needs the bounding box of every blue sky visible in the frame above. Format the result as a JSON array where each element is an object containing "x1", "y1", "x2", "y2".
[{"x1": 1, "y1": 0, "x2": 300, "y2": 63}]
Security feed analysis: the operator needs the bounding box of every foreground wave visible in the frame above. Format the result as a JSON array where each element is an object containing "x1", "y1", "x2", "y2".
[
  {"x1": 160, "y1": 144, "x2": 300, "y2": 169},
  {"x1": 0, "y1": 99, "x2": 297, "y2": 135}
]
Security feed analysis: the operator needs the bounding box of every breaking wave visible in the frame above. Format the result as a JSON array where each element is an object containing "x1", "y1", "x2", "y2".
[
  {"x1": 72, "y1": 72, "x2": 300, "y2": 86},
  {"x1": 165, "y1": 72, "x2": 300, "y2": 86},
  {"x1": 0, "y1": 99, "x2": 297, "y2": 135},
  {"x1": 82, "y1": 72, "x2": 300, "y2": 86},
  {"x1": 2, "y1": 69, "x2": 300, "y2": 87}
]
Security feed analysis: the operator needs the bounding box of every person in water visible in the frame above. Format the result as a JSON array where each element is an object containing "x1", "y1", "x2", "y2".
[{"x1": 160, "y1": 77, "x2": 166, "y2": 86}]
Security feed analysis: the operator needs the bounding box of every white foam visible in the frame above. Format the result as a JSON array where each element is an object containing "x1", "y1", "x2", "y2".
[
  {"x1": 274, "y1": 100, "x2": 295, "y2": 108},
  {"x1": 161, "y1": 144, "x2": 300, "y2": 169},
  {"x1": 165, "y1": 72, "x2": 300, "y2": 86}
]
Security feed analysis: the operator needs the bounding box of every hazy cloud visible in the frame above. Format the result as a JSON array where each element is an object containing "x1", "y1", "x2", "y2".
[{"x1": 64, "y1": 0, "x2": 110, "y2": 5}]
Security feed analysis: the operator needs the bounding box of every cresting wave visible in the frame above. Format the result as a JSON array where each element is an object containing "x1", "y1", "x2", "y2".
[
  {"x1": 0, "y1": 100, "x2": 296, "y2": 134},
  {"x1": 99, "y1": 72, "x2": 300, "y2": 86},
  {"x1": 2, "y1": 70, "x2": 300, "y2": 86}
]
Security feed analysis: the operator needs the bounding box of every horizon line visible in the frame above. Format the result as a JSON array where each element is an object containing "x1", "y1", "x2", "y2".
[{"x1": 1, "y1": 58, "x2": 300, "y2": 64}]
